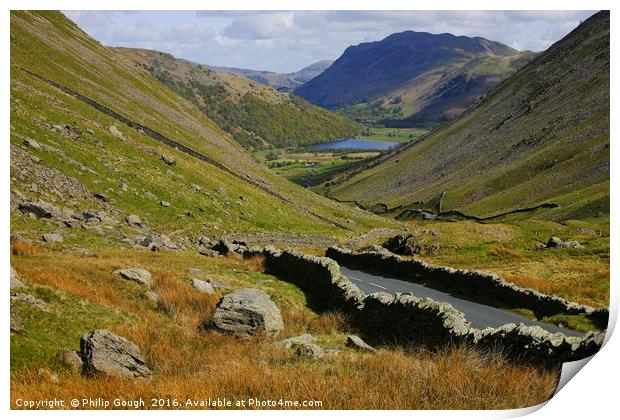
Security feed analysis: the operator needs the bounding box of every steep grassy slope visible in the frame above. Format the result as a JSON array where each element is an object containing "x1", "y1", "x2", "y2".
[
  {"x1": 328, "y1": 11, "x2": 609, "y2": 221},
  {"x1": 10, "y1": 11, "x2": 396, "y2": 243},
  {"x1": 295, "y1": 30, "x2": 534, "y2": 125},
  {"x1": 214, "y1": 60, "x2": 333, "y2": 92},
  {"x1": 116, "y1": 49, "x2": 358, "y2": 150}
]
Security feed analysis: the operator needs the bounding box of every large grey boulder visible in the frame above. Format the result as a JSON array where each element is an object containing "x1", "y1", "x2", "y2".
[
  {"x1": 114, "y1": 268, "x2": 152, "y2": 287},
  {"x1": 212, "y1": 288, "x2": 283, "y2": 339},
  {"x1": 80, "y1": 330, "x2": 151, "y2": 378}
]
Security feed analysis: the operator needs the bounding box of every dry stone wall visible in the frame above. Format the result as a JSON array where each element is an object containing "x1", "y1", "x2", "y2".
[
  {"x1": 325, "y1": 246, "x2": 608, "y2": 326},
  {"x1": 242, "y1": 246, "x2": 605, "y2": 367}
]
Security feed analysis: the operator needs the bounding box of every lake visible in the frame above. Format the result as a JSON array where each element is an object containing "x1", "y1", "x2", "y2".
[{"x1": 311, "y1": 138, "x2": 399, "y2": 150}]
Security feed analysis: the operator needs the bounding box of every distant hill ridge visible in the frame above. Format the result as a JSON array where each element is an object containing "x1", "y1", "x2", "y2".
[{"x1": 295, "y1": 30, "x2": 535, "y2": 125}]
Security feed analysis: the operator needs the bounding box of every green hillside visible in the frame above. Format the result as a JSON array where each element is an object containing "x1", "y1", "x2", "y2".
[
  {"x1": 295, "y1": 30, "x2": 535, "y2": 125},
  {"x1": 116, "y1": 48, "x2": 359, "y2": 150},
  {"x1": 327, "y1": 11, "x2": 609, "y2": 221},
  {"x1": 10, "y1": 10, "x2": 395, "y2": 245}
]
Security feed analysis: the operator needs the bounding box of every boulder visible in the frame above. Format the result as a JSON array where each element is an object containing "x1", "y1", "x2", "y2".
[
  {"x1": 10, "y1": 233, "x2": 30, "y2": 245},
  {"x1": 212, "y1": 288, "x2": 283, "y2": 339},
  {"x1": 346, "y1": 335, "x2": 377, "y2": 353},
  {"x1": 207, "y1": 278, "x2": 232, "y2": 290},
  {"x1": 161, "y1": 155, "x2": 176, "y2": 166},
  {"x1": 191, "y1": 278, "x2": 215, "y2": 294},
  {"x1": 546, "y1": 237, "x2": 582, "y2": 249},
  {"x1": 42, "y1": 232, "x2": 64, "y2": 243},
  {"x1": 199, "y1": 248, "x2": 220, "y2": 257},
  {"x1": 108, "y1": 125, "x2": 125, "y2": 140},
  {"x1": 114, "y1": 268, "x2": 152, "y2": 287},
  {"x1": 56, "y1": 348, "x2": 83, "y2": 372},
  {"x1": 10, "y1": 266, "x2": 24, "y2": 289},
  {"x1": 294, "y1": 343, "x2": 324, "y2": 359},
  {"x1": 80, "y1": 330, "x2": 151, "y2": 379},
  {"x1": 24, "y1": 138, "x2": 42, "y2": 150},
  {"x1": 126, "y1": 214, "x2": 142, "y2": 226},
  {"x1": 281, "y1": 333, "x2": 315, "y2": 349},
  {"x1": 18, "y1": 200, "x2": 59, "y2": 219}
]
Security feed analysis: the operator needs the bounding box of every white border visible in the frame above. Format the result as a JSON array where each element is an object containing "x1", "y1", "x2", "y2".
[{"x1": 2, "y1": 1, "x2": 617, "y2": 419}]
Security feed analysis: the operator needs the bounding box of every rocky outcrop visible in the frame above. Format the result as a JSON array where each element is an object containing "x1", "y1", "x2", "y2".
[
  {"x1": 211, "y1": 288, "x2": 283, "y2": 339},
  {"x1": 114, "y1": 268, "x2": 152, "y2": 287},
  {"x1": 80, "y1": 330, "x2": 151, "y2": 379},
  {"x1": 281, "y1": 334, "x2": 315, "y2": 349}
]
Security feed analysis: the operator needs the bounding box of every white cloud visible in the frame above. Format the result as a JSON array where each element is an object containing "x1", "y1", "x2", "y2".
[{"x1": 64, "y1": 10, "x2": 598, "y2": 73}]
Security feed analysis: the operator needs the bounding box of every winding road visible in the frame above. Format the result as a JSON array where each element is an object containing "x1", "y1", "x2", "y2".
[{"x1": 341, "y1": 267, "x2": 582, "y2": 336}]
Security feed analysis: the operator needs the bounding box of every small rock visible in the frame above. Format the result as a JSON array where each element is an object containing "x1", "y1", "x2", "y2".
[
  {"x1": 114, "y1": 268, "x2": 152, "y2": 287},
  {"x1": 211, "y1": 288, "x2": 283, "y2": 339},
  {"x1": 63, "y1": 247, "x2": 95, "y2": 256},
  {"x1": 189, "y1": 184, "x2": 201, "y2": 192},
  {"x1": 24, "y1": 138, "x2": 42, "y2": 150},
  {"x1": 161, "y1": 155, "x2": 176, "y2": 166},
  {"x1": 86, "y1": 128, "x2": 95, "y2": 135},
  {"x1": 80, "y1": 330, "x2": 151, "y2": 378},
  {"x1": 126, "y1": 214, "x2": 142, "y2": 226},
  {"x1": 42, "y1": 233, "x2": 64, "y2": 243},
  {"x1": 10, "y1": 233, "x2": 30, "y2": 245},
  {"x1": 93, "y1": 192, "x2": 109, "y2": 202},
  {"x1": 546, "y1": 237, "x2": 583, "y2": 249},
  {"x1": 197, "y1": 236, "x2": 211, "y2": 246},
  {"x1": 11, "y1": 292, "x2": 47, "y2": 310},
  {"x1": 294, "y1": 343, "x2": 324, "y2": 359},
  {"x1": 160, "y1": 200, "x2": 170, "y2": 207},
  {"x1": 10, "y1": 309, "x2": 24, "y2": 333},
  {"x1": 199, "y1": 248, "x2": 220, "y2": 257},
  {"x1": 346, "y1": 335, "x2": 376, "y2": 353},
  {"x1": 10, "y1": 266, "x2": 24, "y2": 289},
  {"x1": 109, "y1": 125, "x2": 125, "y2": 140},
  {"x1": 38, "y1": 367, "x2": 60, "y2": 384},
  {"x1": 188, "y1": 267, "x2": 205, "y2": 277},
  {"x1": 56, "y1": 348, "x2": 83, "y2": 372},
  {"x1": 144, "y1": 290, "x2": 160, "y2": 305},
  {"x1": 324, "y1": 349, "x2": 341, "y2": 356},
  {"x1": 281, "y1": 334, "x2": 315, "y2": 349},
  {"x1": 191, "y1": 278, "x2": 215, "y2": 294},
  {"x1": 207, "y1": 278, "x2": 232, "y2": 290}
]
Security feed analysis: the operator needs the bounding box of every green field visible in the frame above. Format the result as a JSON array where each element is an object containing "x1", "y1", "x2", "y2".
[{"x1": 357, "y1": 126, "x2": 429, "y2": 142}]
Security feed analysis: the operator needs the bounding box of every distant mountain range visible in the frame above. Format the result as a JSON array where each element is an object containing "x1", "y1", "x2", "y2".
[
  {"x1": 295, "y1": 31, "x2": 536, "y2": 126},
  {"x1": 326, "y1": 11, "x2": 609, "y2": 220},
  {"x1": 116, "y1": 49, "x2": 358, "y2": 149},
  {"x1": 213, "y1": 60, "x2": 333, "y2": 92}
]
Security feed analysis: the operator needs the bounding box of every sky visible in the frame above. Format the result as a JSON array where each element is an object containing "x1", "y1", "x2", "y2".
[{"x1": 63, "y1": 10, "x2": 597, "y2": 73}]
